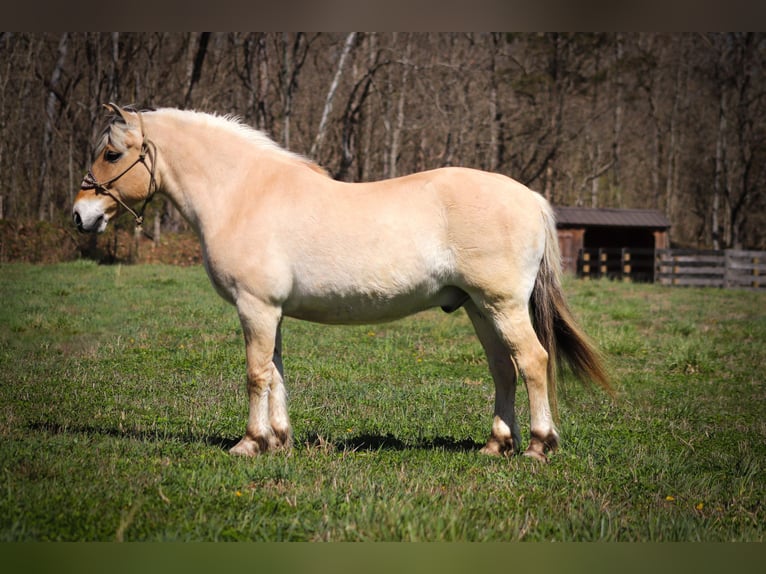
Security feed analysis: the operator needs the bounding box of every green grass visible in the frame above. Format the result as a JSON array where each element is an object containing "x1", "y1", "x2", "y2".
[{"x1": 1, "y1": 261, "x2": 764, "y2": 541}]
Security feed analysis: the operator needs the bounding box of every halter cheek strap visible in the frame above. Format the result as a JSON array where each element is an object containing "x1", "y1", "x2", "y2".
[{"x1": 80, "y1": 112, "x2": 158, "y2": 232}]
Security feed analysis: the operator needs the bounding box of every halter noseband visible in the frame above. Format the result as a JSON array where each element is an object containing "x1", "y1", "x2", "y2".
[{"x1": 81, "y1": 111, "x2": 158, "y2": 230}]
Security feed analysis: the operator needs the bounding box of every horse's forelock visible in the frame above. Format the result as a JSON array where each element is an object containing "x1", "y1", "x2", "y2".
[
  {"x1": 93, "y1": 104, "x2": 156, "y2": 158},
  {"x1": 93, "y1": 115, "x2": 132, "y2": 158}
]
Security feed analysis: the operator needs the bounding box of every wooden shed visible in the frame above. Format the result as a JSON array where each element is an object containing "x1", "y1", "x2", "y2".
[{"x1": 554, "y1": 206, "x2": 671, "y2": 281}]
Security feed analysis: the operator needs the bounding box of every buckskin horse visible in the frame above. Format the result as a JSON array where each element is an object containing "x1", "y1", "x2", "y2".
[{"x1": 73, "y1": 104, "x2": 610, "y2": 461}]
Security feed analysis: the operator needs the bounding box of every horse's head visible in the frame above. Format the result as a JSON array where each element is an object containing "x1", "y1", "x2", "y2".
[{"x1": 73, "y1": 103, "x2": 157, "y2": 233}]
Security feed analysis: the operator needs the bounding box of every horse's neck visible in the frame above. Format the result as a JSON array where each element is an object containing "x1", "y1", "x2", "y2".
[{"x1": 150, "y1": 114, "x2": 247, "y2": 236}]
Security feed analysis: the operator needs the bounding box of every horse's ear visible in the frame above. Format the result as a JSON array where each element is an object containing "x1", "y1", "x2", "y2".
[{"x1": 103, "y1": 102, "x2": 130, "y2": 124}]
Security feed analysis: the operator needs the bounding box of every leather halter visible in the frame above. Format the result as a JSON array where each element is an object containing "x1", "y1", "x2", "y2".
[{"x1": 81, "y1": 112, "x2": 158, "y2": 229}]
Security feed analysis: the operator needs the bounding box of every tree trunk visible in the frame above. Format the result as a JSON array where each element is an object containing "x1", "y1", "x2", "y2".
[
  {"x1": 713, "y1": 89, "x2": 727, "y2": 250},
  {"x1": 611, "y1": 33, "x2": 624, "y2": 203},
  {"x1": 488, "y1": 33, "x2": 501, "y2": 173},
  {"x1": 183, "y1": 32, "x2": 210, "y2": 109},
  {"x1": 37, "y1": 32, "x2": 69, "y2": 221},
  {"x1": 257, "y1": 34, "x2": 270, "y2": 131},
  {"x1": 280, "y1": 32, "x2": 308, "y2": 149},
  {"x1": 665, "y1": 39, "x2": 688, "y2": 236},
  {"x1": 337, "y1": 35, "x2": 384, "y2": 181},
  {"x1": 109, "y1": 32, "x2": 120, "y2": 102},
  {"x1": 543, "y1": 33, "x2": 565, "y2": 202},
  {"x1": 311, "y1": 32, "x2": 356, "y2": 160},
  {"x1": 388, "y1": 33, "x2": 412, "y2": 179},
  {"x1": 360, "y1": 32, "x2": 378, "y2": 181},
  {"x1": 282, "y1": 33, "x2": 293, "y2": 149},
  {"x1": 238, "y1": 32, "x2": 270, "y2": 131}
]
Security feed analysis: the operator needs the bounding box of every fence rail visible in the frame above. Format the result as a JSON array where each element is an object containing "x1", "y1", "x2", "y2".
[
  {"x1": 575, "y1": 247, "x2": 766, "y2": 289},
  {"x1": 655, "y1": 249, "x2": 765, "y2": 289}
]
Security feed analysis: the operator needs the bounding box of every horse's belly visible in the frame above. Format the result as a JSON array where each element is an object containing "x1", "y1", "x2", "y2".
[
  {"x1": 283, "y1": 237, "x2": 462, "y2": 324},
  {"x1": 282, "y1": 284, "x2": 467, "y2": 325}
]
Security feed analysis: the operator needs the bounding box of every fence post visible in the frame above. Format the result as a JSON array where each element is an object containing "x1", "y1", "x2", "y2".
[
  {"x1": 622, "y1": 248, "x2": 631, "y2": 282},
  {"x1": 724, "y1": 250, "x2": 732, "y2": 288},
  {"x1": 581, "y1": 249, "x2": 591, "y2": 279},
  {"x1": 655, "y1": 250, "x2": 662, "y2": 284}
]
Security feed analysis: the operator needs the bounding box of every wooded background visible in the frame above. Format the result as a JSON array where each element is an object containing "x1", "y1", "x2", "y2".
[{"x1": 1, "y1": 32, "x2": 764, "y2": 249}]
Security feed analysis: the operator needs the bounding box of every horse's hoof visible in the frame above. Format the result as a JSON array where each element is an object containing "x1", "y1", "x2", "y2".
[
  {"x1": 524, "y1": 432, "x2": 559, "y2": 463},
  {"x1": 480, "y1": 437, "x2": 516, "y2": 457},
  {"x1": 229, "y1": 436, "x2": 266, "y2": 456}
]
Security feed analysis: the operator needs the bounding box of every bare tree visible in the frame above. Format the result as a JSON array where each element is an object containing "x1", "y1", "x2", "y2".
[
  {"x1": 336, "y1": 34, "x2": 388, "y2": 181},
  {"x1": 183, "y1": 32, "x2": 210, "y2": 109},
  {"x1": 278, "y1": 32, "x2": 312, "y2": 149},
  {"x1": 234, "y1": 33, "x2": 271, "y2": 130},
  {"x1": 387, "y1": 33, "x2": 413, "y2": 178},
  {"x1": 311, "y1": 32, "x2": 356, "y2": 161},
  {"x1": 611, "y1": 33, "x2": 625, "y2": 198},
  {"x1": 36, "y1": 32, "x2": 69, "y2": 221}
]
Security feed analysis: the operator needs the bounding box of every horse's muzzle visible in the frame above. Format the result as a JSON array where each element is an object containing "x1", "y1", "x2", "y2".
[{"x1": 72, "y1": 201, "x2": 108, "y2": 233}]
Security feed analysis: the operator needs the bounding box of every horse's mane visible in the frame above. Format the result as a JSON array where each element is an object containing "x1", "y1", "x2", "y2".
[{"x1": 96, "y1": 106, "x2": 329, "y2": 177}]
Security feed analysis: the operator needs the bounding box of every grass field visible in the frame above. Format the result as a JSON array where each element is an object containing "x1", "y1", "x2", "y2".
[{"x1": 0, "y1": 261, "x2": 764, "y2": 541}]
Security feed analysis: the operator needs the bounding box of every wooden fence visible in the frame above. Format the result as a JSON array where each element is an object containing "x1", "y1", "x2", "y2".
[
  {"x1": 576, "y1": 247, "x2": 766, "y2": 289},
  {"x1": 655, "y1": 249, "x2": 766, "y2": 289},
  {"x1": 578, "y1": 248, "x2": 656, "y2": 282}
]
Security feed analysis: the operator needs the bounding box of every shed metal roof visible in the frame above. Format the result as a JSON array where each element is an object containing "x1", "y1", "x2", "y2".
[{"x1": 554, "y1": 206, "x2": 671, "y2": 229}]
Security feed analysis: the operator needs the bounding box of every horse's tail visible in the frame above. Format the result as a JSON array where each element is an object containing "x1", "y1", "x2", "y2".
[{"x1": 530, "y1": 195, "x2": 612, "y2": 420}]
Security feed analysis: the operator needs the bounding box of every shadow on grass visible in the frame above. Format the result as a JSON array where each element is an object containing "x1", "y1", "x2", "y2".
[
  {"x1": 27, "y1": 421, "x2": 240, "y2": 451},
  {"x1": 28, "y1": 421, "x2": 484, "y2": 454},
  {"x1": 305, "y1": 432, "x2": 483, "y2": 453}
]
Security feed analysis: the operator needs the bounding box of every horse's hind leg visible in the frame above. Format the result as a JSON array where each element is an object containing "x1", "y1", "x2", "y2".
[
  {"x1": 230, "y1": 299, "x2": 292, "y2": 456},
  {"x1": 473, "y1": 299, "x2": 559, "y2": 462},
  {"x1": 465, "y1": 300, "x2": 521, "y2": 456}
]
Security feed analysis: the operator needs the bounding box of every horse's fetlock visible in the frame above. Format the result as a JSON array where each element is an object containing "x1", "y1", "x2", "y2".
[
  {"x1": 272, "y1": 426, "x2": 292, "y2": 448},
  {"x1": 526, "y1": 429, "x2": 559, "y2": 461},
  {"x1": 481, "y1": 436, "x2": 517, "y2": 457}
]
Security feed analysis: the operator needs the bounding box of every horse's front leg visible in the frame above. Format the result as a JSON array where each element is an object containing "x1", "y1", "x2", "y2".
[
  {"x1": 230, "y1": 300, "x2": 292, "y2": 456},
  {"x1": 269, "y1": 320, "x2": 292, "y2": 449}
]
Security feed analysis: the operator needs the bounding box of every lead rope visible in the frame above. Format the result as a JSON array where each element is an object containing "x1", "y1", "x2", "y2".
[{"x1": 132, "y1": 138, "x2": 159, "y2": 238}]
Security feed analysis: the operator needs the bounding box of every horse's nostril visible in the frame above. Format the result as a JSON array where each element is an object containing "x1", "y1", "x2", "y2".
[{"x1": 73, "y1": 212, "x2": 82, "y2": 227}]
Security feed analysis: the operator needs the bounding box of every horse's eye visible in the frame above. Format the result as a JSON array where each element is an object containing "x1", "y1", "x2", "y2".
[{"x1": 104, "y1": 149, "x2": 122, "y2": 163}]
